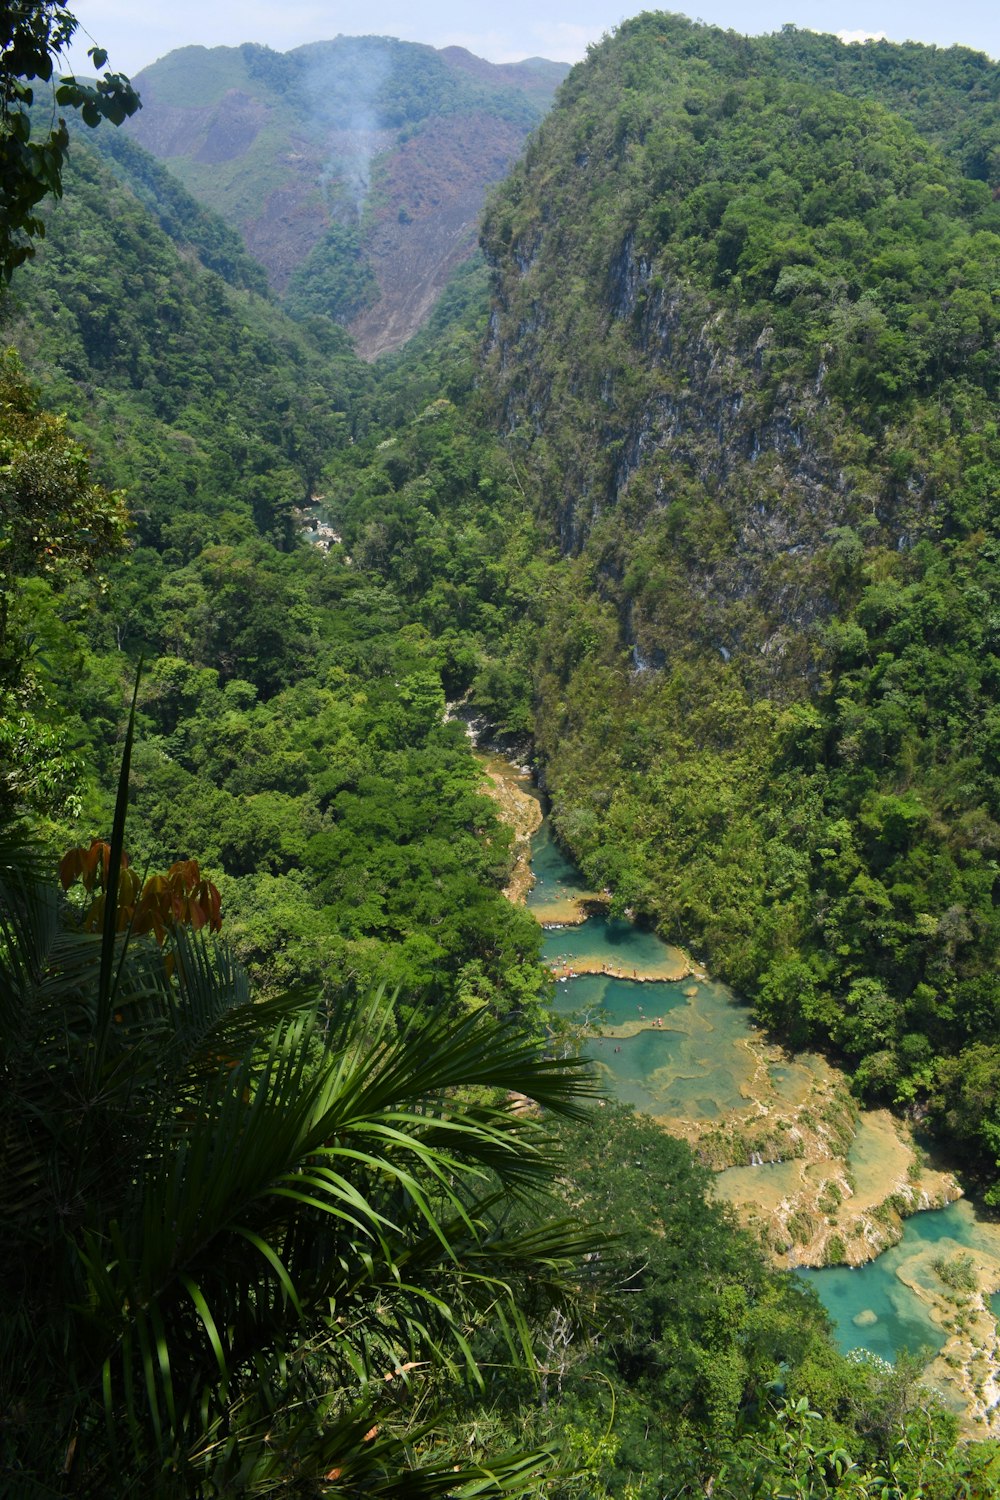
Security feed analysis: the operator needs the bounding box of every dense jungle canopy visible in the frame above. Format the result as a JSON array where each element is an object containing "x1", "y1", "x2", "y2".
[{"x1": 3, "y1": 6, "x2": 1000, "y2": 1496}]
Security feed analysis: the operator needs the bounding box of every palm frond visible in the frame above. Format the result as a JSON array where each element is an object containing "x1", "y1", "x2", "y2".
[{"x1": 3, "y1": 797, "x2": 597, "y2": 1495}]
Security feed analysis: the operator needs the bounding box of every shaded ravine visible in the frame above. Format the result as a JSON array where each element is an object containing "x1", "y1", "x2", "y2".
[{"x1": 479, "y1": 750, "x2": 1000, "y2": 1434}]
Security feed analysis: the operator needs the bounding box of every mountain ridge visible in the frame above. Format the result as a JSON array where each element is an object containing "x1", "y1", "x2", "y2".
[{"x1": 124, "y1": 36, "x2": 568, "y2": 356}]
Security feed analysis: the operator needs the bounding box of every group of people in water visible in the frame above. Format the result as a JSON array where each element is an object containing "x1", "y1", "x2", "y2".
[
  {"x1": 587, "y1": 995, "x2": 666, "y2": 1053},
  {"x1": 550, "y1": 958, "x2": 644, "y2": 982},
  {"x1": 549, "y1": 956, "x2": 672, "y2": 1040}
]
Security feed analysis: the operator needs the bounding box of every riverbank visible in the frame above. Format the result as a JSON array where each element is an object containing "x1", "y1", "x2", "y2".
[
  {"x1": 897, "y1": 1207, "x2": 1000, "y2": 1433},
  {"x1": 550, "y1": 952, "x2": 697, "y2": 983},
  {"x1": 479, "y1": 745, "x2": 999, "y2": 1432},
  {"x1": 477, "y1": 751, "x2": 542, "y2": 903},
  {"x1": 591, "y1": 1006, "x2": 960, "y2": 1265}
]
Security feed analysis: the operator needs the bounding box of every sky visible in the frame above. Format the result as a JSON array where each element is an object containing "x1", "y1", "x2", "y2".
[{"x1": 62, "y1": 0, "x2": 999, "y2": 79}]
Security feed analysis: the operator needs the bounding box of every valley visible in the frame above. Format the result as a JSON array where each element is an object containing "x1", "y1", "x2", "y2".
[
  {"x1": 4, "y1": 5, "x2": 1000, "y2": 1494},
  {"x1": 122, "y1": 38, "x2": 567, "y2": 355}
]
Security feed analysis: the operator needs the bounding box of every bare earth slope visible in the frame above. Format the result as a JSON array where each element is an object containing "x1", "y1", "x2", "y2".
[{"x1": 126, "y1": 39, "x2": 567, "y2": 357}]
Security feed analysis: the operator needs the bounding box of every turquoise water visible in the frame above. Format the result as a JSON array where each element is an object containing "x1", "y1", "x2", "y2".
[
  {"x1": 714, "y1": 1159, "x2": 806, "y2": 1209},
  {"x1": 527, "y1": 820, "x2": 585, "y2": 909},
  {"x1": 798, "y1": 1201, "x2": 1000, "y2": 1365},
  {"x1": 798, "y1": 1252, "x2": 942, "y2": 1364},
  {"x1": 551, "y1": 970, "x2": 760, "y2": 1119},
  {"x1": 548, "y1": 968, "x2": 688, "y2": 1024},
  {"x1": 584, "y1": 1016, "x2": 752, "y2": 1119},
  {"x1": 796, "y1": 1279, "x2": 937, "y2": 1364},
  {"x1": 544, "y1": 917, "x2": 688, "y2": 977},
  {"x1": 542, "y1": 960, "x2": 692, "y2": 1020},
  {"x1": 900, "y1": 1197, "x2": 1000, "y2": 1258},
  {"x1": 530, "y1": 815, "x2": 1000, "y2": 1366},
  {"x1": 533, "y1": 822, "x2": 763, "y2": 1119}
]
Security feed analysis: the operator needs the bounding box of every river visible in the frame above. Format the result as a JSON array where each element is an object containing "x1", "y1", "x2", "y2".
[{"x1": 484, "y1": 757, "x2": 1000, "y2": 1433}]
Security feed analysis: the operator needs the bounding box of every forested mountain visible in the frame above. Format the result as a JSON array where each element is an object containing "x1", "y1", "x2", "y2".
[
  {"x1": 1, "y1": 54, "x2": 882, "y2": 1498},
  {"x1": 475, "y1": 11, "x2": 1000, "y2": 1186},
  {"x1": 5, "y1": 129, "x2": 361, "y2": 551},
  {"x1": 0, "y1": 126, "x2": 549, "y2": 1021},
  {"x1": 760, "y1": 25, "x2": 1000, "y2": 183},
  {"x1": 6, "y1": 8, "x2": 1000, "y2": 1496},
  {"x1": 123, "y1": 37, "x2": 568, "y2": 356}
]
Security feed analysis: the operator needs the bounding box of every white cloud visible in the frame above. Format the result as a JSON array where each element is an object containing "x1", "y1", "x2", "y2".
[{"x1": 836, "y1": 28, "x2": 889, "y2": 44}]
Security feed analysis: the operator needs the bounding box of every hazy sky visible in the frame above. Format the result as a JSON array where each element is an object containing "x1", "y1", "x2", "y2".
[{"x1": 62, "y1": 0, "x2": 999, "y2": 78}]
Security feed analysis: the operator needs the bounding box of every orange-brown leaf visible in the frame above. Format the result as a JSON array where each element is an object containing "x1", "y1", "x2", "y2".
[{"x1": 59, "y1": 847, "x2": 85, "y2": 890}]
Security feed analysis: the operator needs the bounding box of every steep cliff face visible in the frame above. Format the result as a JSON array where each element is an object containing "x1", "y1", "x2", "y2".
[
  {"x1": 475, "y1": 15, "x2": 1000, "y2": 1131},
  {"x1": 126, "y1": 39, "x2": 568, "y2": 357},
  {"x1": 487, "y1": 242, "x2": 849, "y2": 686},
  {"x1": 480, "y1": 15, "x2": 1000, "y2": 692}
]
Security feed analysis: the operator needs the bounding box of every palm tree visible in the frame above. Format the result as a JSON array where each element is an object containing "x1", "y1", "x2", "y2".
[{"x1": 0, "y1": 823, "x2": 597, "y2": 1497}]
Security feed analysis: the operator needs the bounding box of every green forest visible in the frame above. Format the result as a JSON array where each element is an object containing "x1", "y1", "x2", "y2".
[
  {"x1": 481, "y1": 11, "x2": 1000, "y2": 1182},
  {"x1": 3, "y1": 4, "x2": 1000, "y2": 1496}
]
